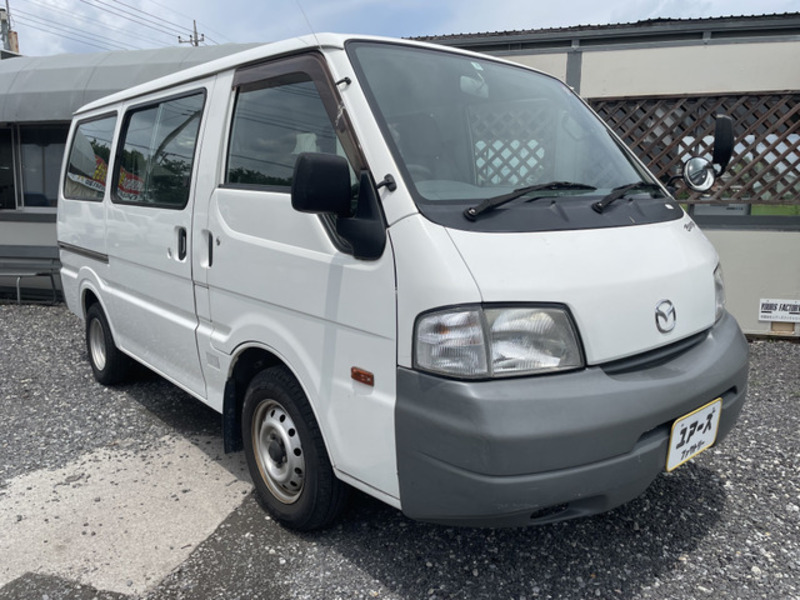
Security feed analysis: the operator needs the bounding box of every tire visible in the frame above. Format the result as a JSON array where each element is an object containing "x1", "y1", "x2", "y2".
[
  {"x1": 85, "y1": 303, "x2": 131, "y2": 385},
  {"x1": 242, "y1": 366, "x2": 349, "y2": 531}
]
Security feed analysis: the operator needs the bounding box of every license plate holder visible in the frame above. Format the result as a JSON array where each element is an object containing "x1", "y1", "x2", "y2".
[{"x1": 666, "y1": 398, "x2": 722, "y2": 472}]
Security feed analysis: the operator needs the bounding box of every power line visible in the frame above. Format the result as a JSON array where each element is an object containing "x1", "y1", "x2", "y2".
[
  {"x1": 77, "y1": 0, "x2": 185, "y2": 40},
  {"x1": 13, "y1": 6, "x2": 141, "y2": 50},
  {"x1": 13, "y1": 15, "x2": 121, "y2": 51},
  {"x1": 10, "y1": 0, "x2": 226, "y2": 53},
  {"x1": 139, "y1": 0, "x2": 231, "y2": 44},
  {"x1": 105, "y1": 0, "x2": 195, "y2": 37},
  {"x1": 16, "y1": 0, "x2": 179, "y2": 50}
]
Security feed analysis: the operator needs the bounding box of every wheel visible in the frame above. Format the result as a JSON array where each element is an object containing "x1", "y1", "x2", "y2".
[
  {"x1": 85, "y1": 303, "x2": 131, "y2": 385},
  {"x1": 242, "y1": 366, "x2": 349, "y2": 531}
]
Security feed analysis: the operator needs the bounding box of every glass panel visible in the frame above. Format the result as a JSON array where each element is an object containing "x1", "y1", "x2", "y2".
[
  {"x1": 0, "y1": 128, "x2": 13, "y2": 210},
  {"x1": 349, "y1": 42, "x2": 648, "y2": 203},
  {"x1": 20, "y1": 126, "x2": 68, "y2": 207},
  {"x1": 64, "y1": 116, "x2": 117, "y2": 201},
  {"x1": 227, "y1": 78, "x2": 342, "y2": 188},
  {"x1": 116, "y1": 93, "x2": 204, "y2": 207}
]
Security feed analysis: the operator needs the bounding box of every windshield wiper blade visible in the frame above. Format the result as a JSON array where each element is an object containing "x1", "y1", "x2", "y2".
[
  {"x1": 464, "y1": 181, "x2": 597, "y2": 221},
  {"x1": 592, "y1": 182, "x2": 664, "y2": 214}
]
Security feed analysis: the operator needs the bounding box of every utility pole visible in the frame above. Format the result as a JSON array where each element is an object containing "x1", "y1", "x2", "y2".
[
  {"x1": 178, "y1": 20, "x2": 204, "y2": 47},
  {"x1": 1, "y1": 3, "x2": 19, "y2": 54}
]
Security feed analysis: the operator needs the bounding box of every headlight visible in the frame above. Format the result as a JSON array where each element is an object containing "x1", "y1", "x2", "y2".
[
  {"x1": 414, "y1": 305, "x2": 583, "y2": 378},
  {"x1": 714, "y1": 264, "x2": 726, "y2": 322}
]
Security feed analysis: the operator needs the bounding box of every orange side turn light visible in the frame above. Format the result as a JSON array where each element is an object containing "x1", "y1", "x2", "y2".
[{"x1": 351, "y1": 367, "x2": 374, "y2": 387}]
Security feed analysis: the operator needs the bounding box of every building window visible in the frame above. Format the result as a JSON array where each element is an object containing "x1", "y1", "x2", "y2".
[
  {"x1": 19, "y1": 126, "x2": 68, "y2": 207},
  {"x1": 0, "y1": 128, "x2": 13, "y2": 210}
]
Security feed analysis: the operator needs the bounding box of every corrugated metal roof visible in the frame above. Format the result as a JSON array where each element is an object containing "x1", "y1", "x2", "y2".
[
  {"x1": 0, "y1": 43, "x2": 257, "y2": 123},
  {"x1": 414, "y1": 12, "x2": 800, "y2": 45}
]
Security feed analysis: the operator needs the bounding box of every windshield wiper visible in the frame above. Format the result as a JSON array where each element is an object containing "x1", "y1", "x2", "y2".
[
  {"x1": 464, "y1": 181, "x2": 597, "y2": 221},
  {"x1": 591, "y1": 182, "x2": 665, "y2": 214}
]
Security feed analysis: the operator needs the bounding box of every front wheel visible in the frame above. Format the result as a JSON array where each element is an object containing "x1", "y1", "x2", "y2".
[{"x1": 242, "y1": 366, "x2": 349, "y2": 531}]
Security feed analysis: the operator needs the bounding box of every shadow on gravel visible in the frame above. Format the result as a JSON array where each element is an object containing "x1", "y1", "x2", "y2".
[
  {"x1": 157, "y1": 463, "x2": 727, "y2": 600},
  {"x1": 100, "y1": 363, "x2": 248, "y2": 480},
  {"x1": 113, "y1": 365, "x2": 219, "y2": 433},
  {"x1": 319, "y1": 463, "x2": 726, "y2": 600},
  {"x1": 0, "y1": 573, "x2": 128, "y2": 600}
]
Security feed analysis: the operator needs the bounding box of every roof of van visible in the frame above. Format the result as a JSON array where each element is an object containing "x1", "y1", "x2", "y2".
[
  {"x1": 0, "y1": 43, "x2": 259, "y2": 123},
  {"x1": 72, "y1": 33, "x2": 468, "y2": 115}
]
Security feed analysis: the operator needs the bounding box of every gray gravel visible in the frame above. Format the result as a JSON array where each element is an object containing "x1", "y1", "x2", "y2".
[{"x1": 1, "y1": 304, "x2": 798, "y2": 600}]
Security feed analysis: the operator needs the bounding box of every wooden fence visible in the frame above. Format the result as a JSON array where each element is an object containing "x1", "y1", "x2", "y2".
[{"x1": 590, "y1": 93, "x2": 800, "y2": 204}]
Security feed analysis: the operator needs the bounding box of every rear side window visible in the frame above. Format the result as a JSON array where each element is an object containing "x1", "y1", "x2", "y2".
[
  {"x1": 114, "y1": 92, "x2": 205, "y2": 208},
  {"x1": 64, "y1": 115, "x2": 116, "y2": 201},
  {"x1": 226, "y1": 77, "x2": 344, "y2": 189}
]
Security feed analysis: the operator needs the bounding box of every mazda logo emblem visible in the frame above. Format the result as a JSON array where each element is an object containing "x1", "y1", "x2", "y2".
[{"x1": 655, "y1": 300, "x2": 677, "y2": 333}]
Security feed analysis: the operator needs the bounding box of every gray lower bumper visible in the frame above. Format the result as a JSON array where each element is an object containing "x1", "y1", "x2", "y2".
[{"x1": 395, "y1": 312, "x2": 748, "y2": 527}]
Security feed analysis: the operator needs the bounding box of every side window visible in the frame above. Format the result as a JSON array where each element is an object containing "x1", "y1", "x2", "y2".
[
  {"x1": 226, "y1": 76, "x2": 350, "y2": 189},
  {"x1": 115, "y1": 92, "x2": 205, "y2": 208},
  {"x1": 64, "y1": 115, "x2": 116, "y2": 201}
]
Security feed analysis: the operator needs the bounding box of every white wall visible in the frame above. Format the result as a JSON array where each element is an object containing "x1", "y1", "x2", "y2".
[
  {"x1": 705, "y1": 229, "x2": 799, "y2": 337},
  {"x1": 580, "y1": 41, "x2": 800, "y2": 97},
  {"x1": 507, "y1": 53, "x2": 568, "y2": 81}
]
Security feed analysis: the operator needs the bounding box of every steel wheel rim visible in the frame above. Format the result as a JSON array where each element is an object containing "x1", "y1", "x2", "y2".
[
  {"x1": 253, "y1": 399, "x2": 305, "y2": 504},
  {"x1": 88, "y1": 318, "x2": 107, "y2": 371}
]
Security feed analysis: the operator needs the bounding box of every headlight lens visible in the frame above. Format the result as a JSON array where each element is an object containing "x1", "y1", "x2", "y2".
[
  {"x1": 415, "y1": 306, "x2": 583, "y2": 378},
  {"x1": 714, "y1": 264, "x2": 726, "y2": 321}
]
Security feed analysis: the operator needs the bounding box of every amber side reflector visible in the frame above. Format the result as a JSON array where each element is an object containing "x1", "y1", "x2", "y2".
[{"x1": 351, "y1": 367, "x2": 374, "y2": 386}]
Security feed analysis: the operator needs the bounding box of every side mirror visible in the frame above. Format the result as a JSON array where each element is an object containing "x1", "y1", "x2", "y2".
[
  {"x1": 291, "y1": 153, "x2": 386, "y2": 261},
  {"x1": 677, "y1": 115, "x2": 734, "y2": 193},
  {"x1": 682, "y1": 157, "x2": 715, "y2": 193},
  {"x1": 712, "y1": 115, "x2": 734, "y2": 175},
  {"x1": 291, "y1": 152, "x2": 353, "y2": 217}
]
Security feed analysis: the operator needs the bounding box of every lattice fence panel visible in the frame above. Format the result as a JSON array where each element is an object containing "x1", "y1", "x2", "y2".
[
  {"x1": 590, "y1": 93, "x2": 800, "y2": 204},
  {"x1": 469, "y1": 99, "x2": 555, "y2": 186}
]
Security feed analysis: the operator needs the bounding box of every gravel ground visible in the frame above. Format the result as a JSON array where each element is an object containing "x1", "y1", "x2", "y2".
[{"x1": 0, "y1": 304, "x2": 798, "y2": 600}]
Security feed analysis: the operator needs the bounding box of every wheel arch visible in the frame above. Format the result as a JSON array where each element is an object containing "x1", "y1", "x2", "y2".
[{"x1": 222, "y1": 346, "x2": 285, "y2": 453}]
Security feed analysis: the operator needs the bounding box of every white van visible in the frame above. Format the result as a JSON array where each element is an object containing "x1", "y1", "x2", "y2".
[{"x1": 58, "y1": 34, "x2": 748, "y2": 530}]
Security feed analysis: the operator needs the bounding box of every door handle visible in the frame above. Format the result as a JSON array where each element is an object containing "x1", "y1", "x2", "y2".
[{"x1": 177, "y1": 227, "x2": 188, "y2": 261}]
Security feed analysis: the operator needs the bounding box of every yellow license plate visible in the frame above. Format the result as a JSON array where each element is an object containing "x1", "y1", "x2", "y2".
[{"x1": 666, "y1": 398, "x2": 722, "y2": 472}]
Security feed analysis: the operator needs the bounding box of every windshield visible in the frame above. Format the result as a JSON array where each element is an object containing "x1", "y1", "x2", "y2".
[{"x1": 348, "y1": 41, "x2": 677, "y2": 232}]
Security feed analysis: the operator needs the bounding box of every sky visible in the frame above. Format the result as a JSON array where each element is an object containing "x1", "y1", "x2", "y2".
[{"x1": 4, "y1": 0, "x2": 800, "y2": 57}]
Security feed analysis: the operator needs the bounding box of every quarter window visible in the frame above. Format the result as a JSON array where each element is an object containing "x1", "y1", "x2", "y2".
[
  {"x1": 64, "y1": 115, "x2": 117, "y2": 201},
  {"x1": 115, "y1": 92, "x2": 205, "y2": 208}
]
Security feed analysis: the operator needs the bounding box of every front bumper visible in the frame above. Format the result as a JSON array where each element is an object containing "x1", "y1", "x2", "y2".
[{"x1": 395, "y1": 312, "x2": 748, "y2": 527}]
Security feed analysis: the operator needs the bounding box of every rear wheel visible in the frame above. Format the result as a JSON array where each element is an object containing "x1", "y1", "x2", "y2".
[
  {"x1": 85, "y1": 303, "x2": 131, "y2": 385},
  {"x1": 242, "y1": 366, "x2": 349, "y2": 530}
]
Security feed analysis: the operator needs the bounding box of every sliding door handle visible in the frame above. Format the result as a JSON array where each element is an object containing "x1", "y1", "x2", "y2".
[{"x1": 177, "y1": 227, "x2": 188, "y2": 261}]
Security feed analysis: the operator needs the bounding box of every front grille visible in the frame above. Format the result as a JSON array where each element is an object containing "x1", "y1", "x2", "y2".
[{"x1": 600, "y1": 329, "x2": 709, "y2": 375}]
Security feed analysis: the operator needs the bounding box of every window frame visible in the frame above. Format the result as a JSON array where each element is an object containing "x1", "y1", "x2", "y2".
[
  {"x1": 17, "y1": 124, "x2": 70, "y2": 210},
  {"x1": 222, "y1": 52, "x2": 367, "y2": 192},
  {"x1": 63, "y1": 112, "x2": 118, "y2": 203},
  {"x1": 111, "y1": 89, "x2": 207, "y2": 210},
  {"x1": 0, "y1": 126, "x2": 15, "y2": 211}
]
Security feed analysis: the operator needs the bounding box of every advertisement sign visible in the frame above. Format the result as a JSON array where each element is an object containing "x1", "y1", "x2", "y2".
[{"x1": 759, "y1": 299, "x2": 800, "y2": 323}]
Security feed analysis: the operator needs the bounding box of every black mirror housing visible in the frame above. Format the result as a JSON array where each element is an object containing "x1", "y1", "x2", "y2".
[
  {"x1": 712, "y1": 115, "x2": 734, "y2": 175},
  {"x1": 336, "y1": 171, "x2": 387, "y2": 261},
  {"x1": 291, "y1": 152, "x2": 353, "y2": 217}
]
